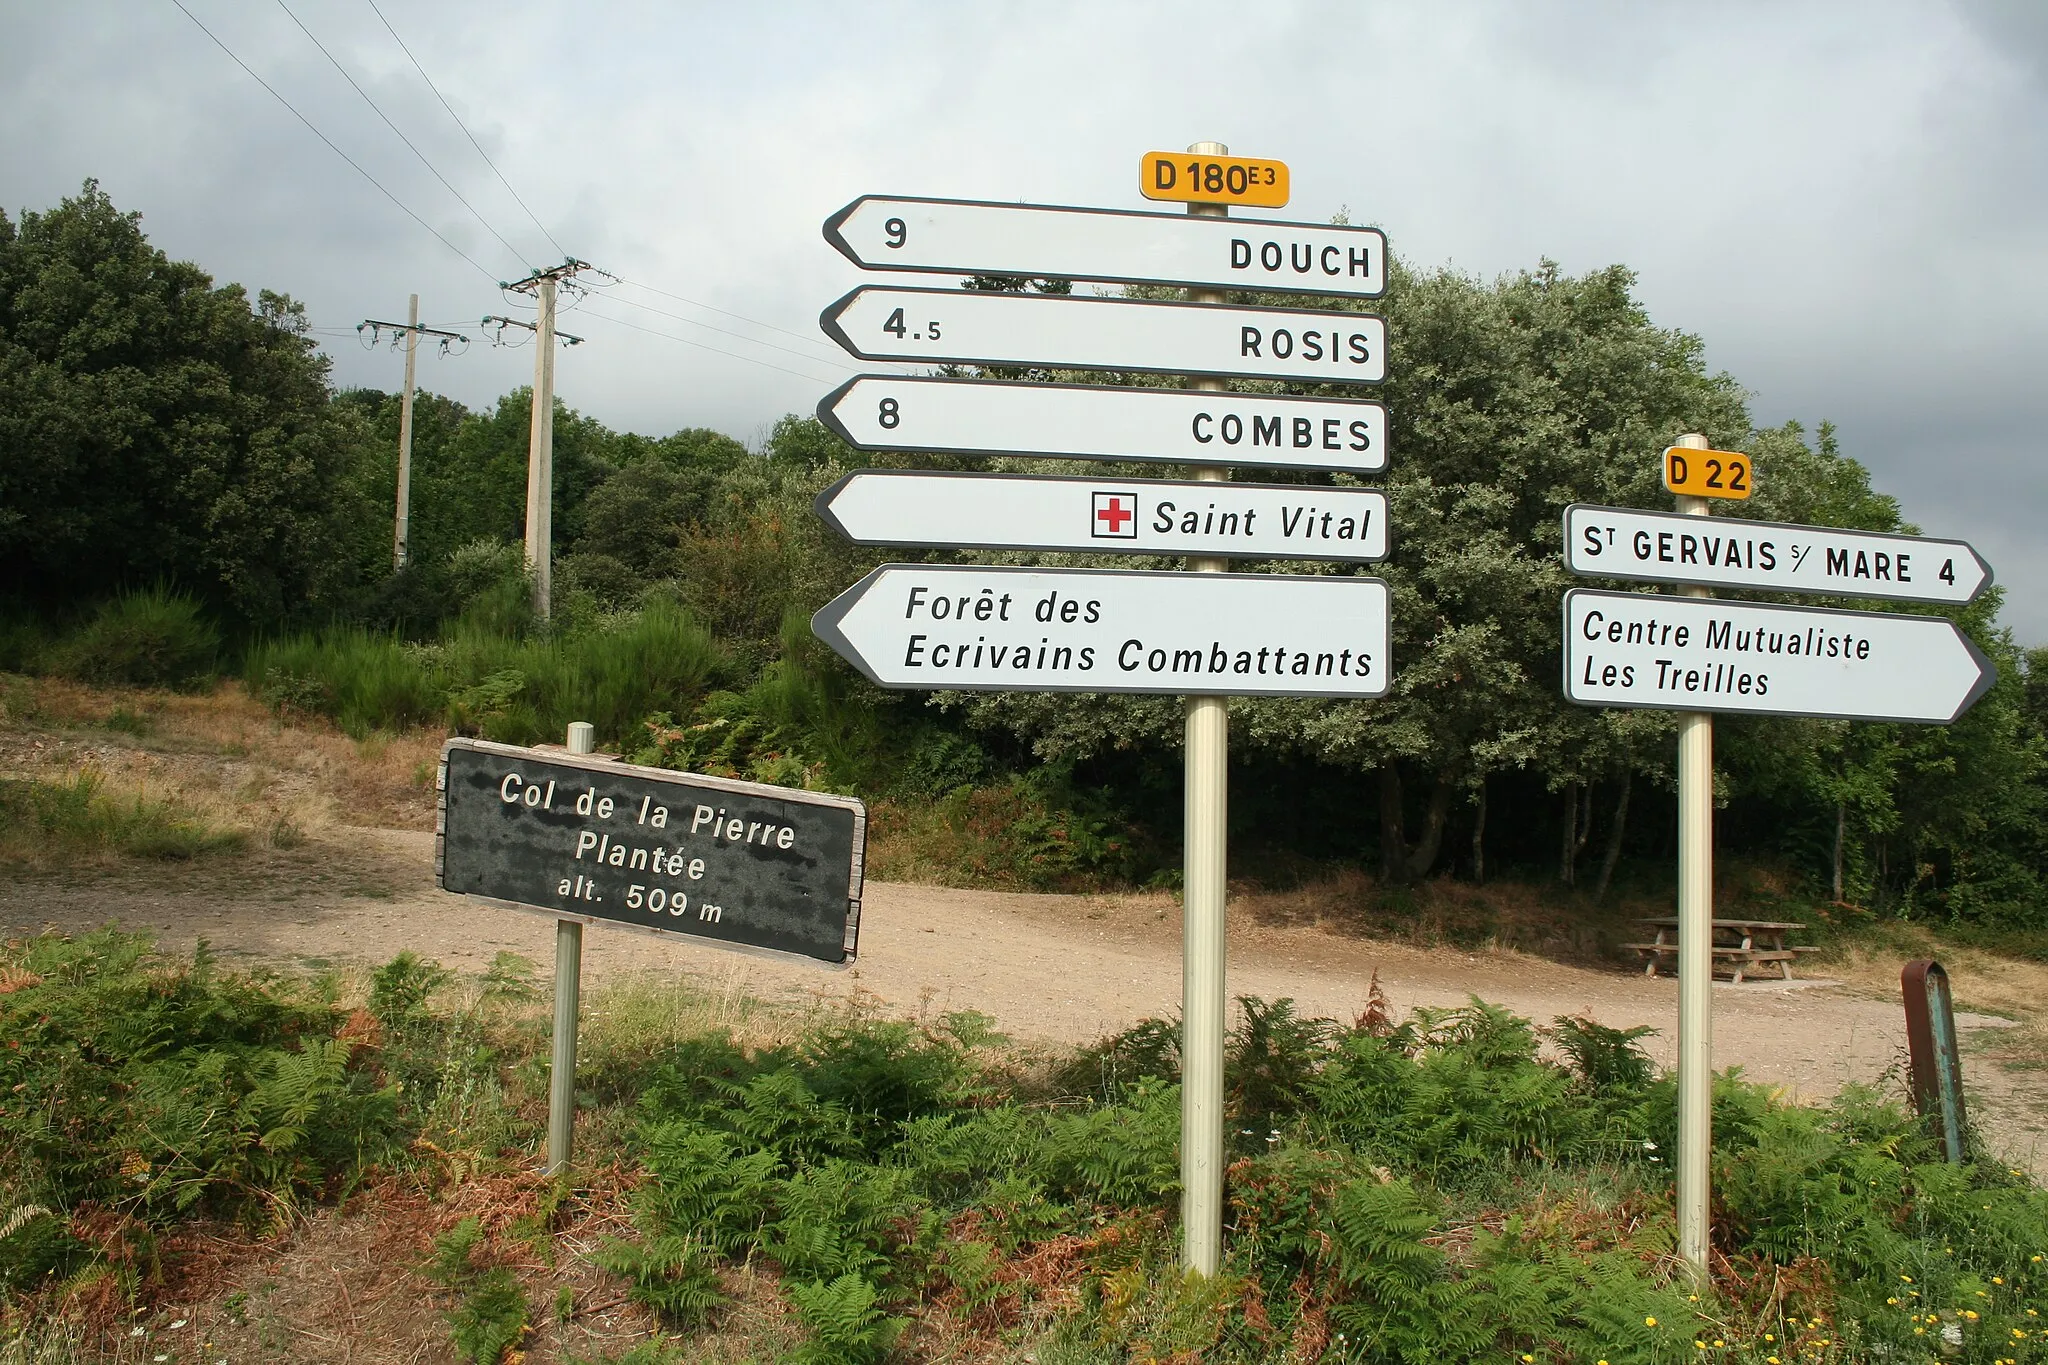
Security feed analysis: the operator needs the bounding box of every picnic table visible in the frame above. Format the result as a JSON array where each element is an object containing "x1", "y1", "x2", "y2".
[{"x1": 1626, "y1": 918, "x2": 1818, "y2": 984}]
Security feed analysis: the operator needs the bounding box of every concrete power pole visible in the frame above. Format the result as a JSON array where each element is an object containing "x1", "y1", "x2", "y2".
[
  {"x1": 358, "y1": 303, "x2": 467, "y2": 570},
  {"x1": 398, "y1": 293, "x2": 418, "y2": 569},
  {"x1": 494, "y1": 259, "x2": 598, "y2": 620}
]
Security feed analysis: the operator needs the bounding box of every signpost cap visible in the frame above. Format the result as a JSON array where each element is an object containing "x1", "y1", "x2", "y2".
[
  {"x1": 566, "y1": 721, "x2": 595, "y2": 755},
  {"x1": 1187, "y1": 140, "x2": 1228, "y2": 154}
]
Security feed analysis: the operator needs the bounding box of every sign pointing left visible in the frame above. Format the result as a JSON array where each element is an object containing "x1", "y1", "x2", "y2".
[
  {"x1": 819, "y1": 286, "x2": 1387, "y2": 383},
  {"x1": 823, "y1": 196, "x2": 1386, "y2": 298},
  {"x1": 812, "y1": 564, "x2": 1391, "y2": 698},
  {"x1": 817, "y1": 470, "x2": 1389, "y2": 562}
]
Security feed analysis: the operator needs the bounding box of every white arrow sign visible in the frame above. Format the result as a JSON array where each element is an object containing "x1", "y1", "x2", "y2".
[
  {"x1": 1564, "y1": 589, "x2": 1996, "y2": 724},
  {"x1": 813, "y1": 565, "x2": 1390, "y2": 697},
  {"x1": 819, "y1": 287, "x2": 1386, "y2": 384},
  {"x1": 823, "y1": 196, "x2": 1387, "y2": 298},
  {"x1": 816, "y1": 471, "x2": 1389, "y2": 562},
  {"x1": 819, "y1": 376, "x2": 1387, "y2": 473},
  {"x1": 1565, "y1": 505, "x2": 1991, "y2": 606}
]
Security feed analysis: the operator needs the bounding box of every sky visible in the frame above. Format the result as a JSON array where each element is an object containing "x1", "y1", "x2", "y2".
[{"x1": 5, "y1": 1, "x2": 2046, "y2": 639}]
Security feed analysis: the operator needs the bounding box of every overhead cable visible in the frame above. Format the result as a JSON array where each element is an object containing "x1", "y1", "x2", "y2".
[
  {"x1": 276, "y1": 0, "x2": 531, "y2": 270},
  {"x1": 363, "y1": 0, "x2": 568, "y2": 260},
  {"x1": 579, "y1": 289, "x2": 872, "y2": 373},
  {"x1": 166, "y1": 0, "x2": 498, "y2": 283},
  {"x1": 576, "y1": 306, "x2": 841, "y2": 384}
]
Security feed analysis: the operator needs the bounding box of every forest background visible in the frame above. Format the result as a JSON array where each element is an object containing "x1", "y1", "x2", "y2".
[{"x1": 5, "y1": 181, "x2": 2044, "y2": 937}]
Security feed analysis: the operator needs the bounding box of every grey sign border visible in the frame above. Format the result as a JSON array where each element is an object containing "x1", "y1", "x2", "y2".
[
  {"x1": 815, "y1": 375, "x2": 1390, "y2": 472},
  {"x1": 436, "y1": 737, "x2": 868, "y2": 969},
  {"x1": 821, "y1": 194, "x2": 1388, "y2": 299},
  {"x1": 1562, "y1": 504, "x2": 1994, "y2": 606},
  {"x1": 812, "y1": 563, "x2": 1393, "y2": 700},
  {"x1": 1560, "y1": 587, "x2": 1999, "y2": 726},
  {"x1": 815, "y1": 469, "x2": 1391, "y2": 564},
  {"x1": 818, "y1": 286, "x2": 1387, "y2": 385}
]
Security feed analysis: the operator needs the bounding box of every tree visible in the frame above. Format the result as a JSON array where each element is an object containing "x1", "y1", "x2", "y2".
[{"x1": 0, "y1": 182, "x2": 364, "y2": 626}]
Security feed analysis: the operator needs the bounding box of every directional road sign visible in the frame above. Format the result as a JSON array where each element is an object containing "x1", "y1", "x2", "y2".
[
  {"x1": 820, "y1": 376, "x2": 1387, "y2": 473},
  {"x1": 439, "y1": 738, "x2": 866, "y2": 964},
  {"x1": 817, "y1": 470, "x2": 1389, "y2": 563},
  {"x1": 1564, "y1": 505, "x2": 1992, "y2": 606},
  {"x1": 813, "y1": 564, "x2": 1390, "y2": 698},
  {"x1": 819, "y1": 287, "x2": 1386, "y2": 384},
  {"x1": 1140, "y1": 150, "x2": 1289, "y2": 208},
  {"x1": 1664, "y1": 445, "x2": 1751, "y2": 500},
  {"x1": 823, "y1": 196, "x2": 1385, "y2": 298},
  {"x1": 1563, "y1": 589, "x2": 1996, "y2": 724}
]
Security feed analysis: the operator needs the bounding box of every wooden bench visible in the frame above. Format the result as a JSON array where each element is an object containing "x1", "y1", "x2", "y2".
[
  {"x1": 1631, "y1": 918, "x2": 1811, "y2": 984},
  {"x1": 1624, "y1": 943, "x2": 1796, "y2": 984}
]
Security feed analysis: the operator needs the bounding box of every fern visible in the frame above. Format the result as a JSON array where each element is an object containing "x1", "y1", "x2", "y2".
[
  {"x1": 592, "y1": 1232, "x2": 724, "y2": 1326},
  {"x1": 784, "y1": 1272, "x2": 904, "y2": 1365}
]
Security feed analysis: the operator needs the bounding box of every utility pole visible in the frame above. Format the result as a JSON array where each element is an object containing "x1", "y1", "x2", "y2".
[
  {"x1": 495, "y1": 258, "x2": 600, "y2": 619},
  {"x1": 358, "y1": 301, "x2": 466, "y2": 570}
]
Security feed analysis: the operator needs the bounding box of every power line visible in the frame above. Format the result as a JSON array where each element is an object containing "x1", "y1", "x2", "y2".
[
  {"x1": 611, "y1": 275, "x2": 875, "y2": 361},
  {"x1": 580, "y1": 288, "x2": 873, "y2": 373},
  {"x1": 576, "y1": 305, "x2": 843, "y2": 385},
  {"x1": 166, "y1": 0, "x2": 498, "y2": 283},
  {"x1": 363, "y1": 0, "x2": 568, "y2": 260},
  {"x1": 275, "y1": 0, "x2": 530, "y2": 270}
]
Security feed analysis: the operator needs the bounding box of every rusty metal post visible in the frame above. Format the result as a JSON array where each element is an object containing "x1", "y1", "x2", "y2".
[{"x1": 1902, "y1": 959, "x2": 1968, "y2": 1162}]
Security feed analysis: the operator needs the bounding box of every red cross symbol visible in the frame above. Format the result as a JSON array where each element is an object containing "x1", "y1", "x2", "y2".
[{"x1": 1093, "y1": 493, "x2": 1135, "y2": 537}]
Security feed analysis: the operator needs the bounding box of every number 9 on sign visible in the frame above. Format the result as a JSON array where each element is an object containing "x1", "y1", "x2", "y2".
[{"x1": 1663, "y1": 445, "x2": 1752, "y2": 500}]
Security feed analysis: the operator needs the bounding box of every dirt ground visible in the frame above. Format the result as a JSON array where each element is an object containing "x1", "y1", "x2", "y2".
[
  {"x1": 3, "y1": 681, "x2": 2047, "y2": 1362},
  {"x1": 2, "y1": 819, "x2": 2042, "y2": 1179}
]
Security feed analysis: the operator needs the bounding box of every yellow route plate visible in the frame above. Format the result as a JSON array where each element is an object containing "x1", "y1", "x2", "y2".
[
  {"x1": 1140, "y1": 151, "x2": 1289, "y2": 208},
  {"x1": 1663, "y1": 445, "x2": 1753, "y2": 500}
]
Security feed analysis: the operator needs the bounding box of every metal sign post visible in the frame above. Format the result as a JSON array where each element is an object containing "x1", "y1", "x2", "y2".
[
  {"x1": 549, "y1": 720, "x2": 594, "y2": 1174},
  {"x1": 436, "y1": 727, "x2": 869, "y2": 1175},
  {"x1": 1181, "y1": 148, "x2": 1231, "y2": 1277},
  {"x1": 1672, "y1": 434, "x2": 1714, "y2": 1281},
  {"x1": 809, "y1": 142, "x2": 1384, "y2": 1277},
  {"x1": 1563, "y1": 432, "x2": 2000, "y2": 1283}
]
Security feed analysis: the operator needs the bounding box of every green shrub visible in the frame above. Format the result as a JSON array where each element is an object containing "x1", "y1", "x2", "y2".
[
  {"x1": 56, "y1": 587, "x2": 218, "y2": 688},
  {"x1": 0, "y1": 931, "x2": 404, "y2": 1290},
  {"x1": 249, "y1": 599, "x2": 723, "y2": 744}
]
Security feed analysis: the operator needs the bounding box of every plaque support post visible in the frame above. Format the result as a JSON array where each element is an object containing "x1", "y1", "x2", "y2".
[{"x1": 547, "y1": 720, "x2": 594, "y2": 1175}]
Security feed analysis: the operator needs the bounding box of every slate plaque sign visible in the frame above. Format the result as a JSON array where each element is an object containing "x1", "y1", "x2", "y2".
[{"x1": 437, "y1": 738, "x2": 865, "y2": 965}]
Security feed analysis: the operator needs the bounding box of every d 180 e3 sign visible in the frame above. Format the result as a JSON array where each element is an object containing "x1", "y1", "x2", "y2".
[{"x1": 438, "y1": 739, "x2": 866, "y2": 965}]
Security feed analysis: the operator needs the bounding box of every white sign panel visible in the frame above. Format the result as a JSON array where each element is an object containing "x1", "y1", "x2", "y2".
[
  {"x1": 1565, "y1": 505, "x2": 1992, "y2": 606},
  {"x1": 813, "y1": 565, "x2": 1391, "y2": 698},
  {"x1": 1564, "y1": 589, "x2": 1996, "y2": 724},
  {"x1": 823, "y1": 196, "x2": 1387, "y2": 298},
  {"x1": 819, "y1": 376, "x2": 1387, "y2": 473},
  {"x1": 816, "y1": 471, "x2": 1388, "y2": 562},
  {"x1": 819, "y1": 287, "x2": 1387, "y2": 384}
]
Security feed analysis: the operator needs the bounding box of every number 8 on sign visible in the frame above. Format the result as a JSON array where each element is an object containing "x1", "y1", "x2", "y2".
[{"x1": 1663, "y1": 445, "x2": 1752, "y2": 500}]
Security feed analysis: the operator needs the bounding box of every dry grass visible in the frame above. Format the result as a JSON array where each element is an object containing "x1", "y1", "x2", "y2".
[
  {"x1": 1232, "y1": 865, "x2": 1650, "y2": 963},
  {"x1": 0, "y1": 674, "x2": 445, "y2": 845}
]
